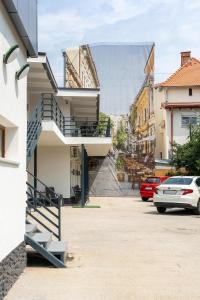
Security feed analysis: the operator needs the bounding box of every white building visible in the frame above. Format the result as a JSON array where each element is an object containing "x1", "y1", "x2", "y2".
[
  {"x1": 0, "y1": 0, "x2": 37, "y2": 297},
  {"x1": 27, "y1": 53, "x2": 112, "y2": 202},
  {"x1": 154, "y1": 51, "x2": 200, "y2": 161},
  {"x1": 0, "y1": 1, "x2": 112, "y2": 297}
]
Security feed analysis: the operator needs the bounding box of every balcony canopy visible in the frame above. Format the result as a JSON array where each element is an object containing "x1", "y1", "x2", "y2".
[
  {"x1": 28, "y1": 52, "x2": 58, "y2": 94},
  {"x1": 57, "y1": 88, "x2": 100, "y2": 120}
]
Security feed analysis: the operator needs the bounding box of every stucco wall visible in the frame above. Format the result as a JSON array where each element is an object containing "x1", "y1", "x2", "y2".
[
  {"x1": 37, "y1": 146, "x2": 71, "y2": 198},
  {"x1": 0, "y1": 2, "x2": 27, "y2": 261},
  {"x1": 154, "y1": 86, "x2": 200, "y2": 160},
  {"x1": 168, "y1": 87, "x2": 200, "y2": 102}
]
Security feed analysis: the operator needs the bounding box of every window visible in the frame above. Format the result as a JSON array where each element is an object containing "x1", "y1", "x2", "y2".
[
  {"x1": 181, "y1": 116, "x2": 197, "y2": 127},
  {"x1": 189, "y1": 88, "x2": 192, "y2": 96},
  {"x1": 144, "y1": 109, "x2": 147, "y2": 123},
  {"x1": 145, "y1": 177, "x2": 161, "y2": 184},
  {"x1": 162, "y1": 177, "x2": 193, "y2": 185},
  {"x1": 196, "y1": 178, "x2": 200, "y2": 187},
  {"x1": 0, "y1": 126, "x2": 5, "y2": 158}
]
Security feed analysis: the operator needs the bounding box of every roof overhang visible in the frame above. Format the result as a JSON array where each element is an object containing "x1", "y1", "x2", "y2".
[
  {"x1": 162, "y1": 102, "x2": 200, "y2": 109},
  {"x1": 2, "y1": 0, "x2": 38, "y2": 57},
  {"x1": 57, "y1": 88, "x2": 100, "y2": 98},
  {"x1": 28, "y1": 52, "x2": 58, "y2": 94}
]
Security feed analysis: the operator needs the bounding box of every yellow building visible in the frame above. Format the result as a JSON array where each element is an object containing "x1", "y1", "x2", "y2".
[{"x1": 129, "y1": 45, "x2": 155, "y2": 158}]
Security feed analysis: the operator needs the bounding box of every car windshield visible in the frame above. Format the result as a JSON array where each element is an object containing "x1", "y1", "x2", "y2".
[
  {"x1": 162, "y1": 177, "x2": 193, "y2": 185},
  {"x1": 145, "y1": 177, "x2": 160, "y2": 184}
]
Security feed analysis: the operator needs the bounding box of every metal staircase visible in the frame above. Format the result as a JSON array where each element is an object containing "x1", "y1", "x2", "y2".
[
  {"x1": 26, "y1": 98, "x2": 67, "y2": 268},
  {"x1": 27, "y1": 98, "x2": 42, "y2": 165}
]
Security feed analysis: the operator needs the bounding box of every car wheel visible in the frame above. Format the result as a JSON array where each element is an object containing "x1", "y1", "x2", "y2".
[
  {"x1": 185, "y1": 208, "x2": 191, "y2": 212},
  {"x1": 142, "y1": 197, "x2": 148, "y2": 201},
  {"x1": 194, "y1": 200, "x2": 200, "y2": 215},
  {"x1": 157, "y1": 207, "x2": 166, "y2": 214}
]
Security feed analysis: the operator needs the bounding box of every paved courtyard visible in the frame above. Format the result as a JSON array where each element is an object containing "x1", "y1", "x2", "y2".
[{"x1": 6, "y1": 197, "x2": 200, "y2": 300}]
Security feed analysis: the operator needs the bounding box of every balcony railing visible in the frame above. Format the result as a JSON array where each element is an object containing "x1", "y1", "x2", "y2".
[{"x1": 41, "y1": 94, "x2": 111, "y2": 137}]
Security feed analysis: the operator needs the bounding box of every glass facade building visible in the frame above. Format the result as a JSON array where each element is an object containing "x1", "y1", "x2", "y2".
[{"x1": 91, "y1": 43, "x2": 154, "y2": 115}]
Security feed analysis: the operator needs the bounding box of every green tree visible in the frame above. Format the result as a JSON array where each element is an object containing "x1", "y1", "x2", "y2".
[
  {"x1": 113, "y1": 124, "x2": 128, "y2": 151},
  {"x1": 129, "y1": 106, "x2": 137, "y2": 133},
  {"x1": 98, "y1": 112, "x2": 111, "y2": 136},
  {"x1": 171, "y1": 125, "x2": 200, "y2": 175}
]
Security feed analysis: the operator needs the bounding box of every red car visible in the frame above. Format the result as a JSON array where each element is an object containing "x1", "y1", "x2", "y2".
[{"x1": 140, "y1": 176, "x2": 169, "y2": 201}]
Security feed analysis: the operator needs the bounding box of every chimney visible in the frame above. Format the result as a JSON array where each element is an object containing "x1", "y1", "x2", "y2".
[{"x1": 181, "y1": 51, "x2": 191, "y2": 66}]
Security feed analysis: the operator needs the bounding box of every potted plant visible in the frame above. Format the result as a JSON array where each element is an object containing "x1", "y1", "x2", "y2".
[{"x1": 116, "y1": 157, "x2": 125, "y2": 182}]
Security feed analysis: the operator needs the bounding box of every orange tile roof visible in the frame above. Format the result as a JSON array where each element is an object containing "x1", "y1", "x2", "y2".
[{"x1": 159, "y1": 58, "x2": 200, "y2": 87}]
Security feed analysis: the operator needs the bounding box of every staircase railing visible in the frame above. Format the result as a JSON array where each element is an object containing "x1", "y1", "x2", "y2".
[
  {"x1": 27, "y1": 98, "x2": 43, "y2": 164},
  {"x1": 26, "y1": 171, "x2": 62, "y2": 240}
]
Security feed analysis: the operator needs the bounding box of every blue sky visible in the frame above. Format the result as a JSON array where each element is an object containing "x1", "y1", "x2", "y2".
[{"x1": 38, "y1": 0, "x2": 200, "y2": 85}]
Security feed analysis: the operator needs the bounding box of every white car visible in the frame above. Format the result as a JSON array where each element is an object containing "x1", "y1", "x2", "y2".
[{"x1": 153, "y1": 176, "x2": 200, "y2": 214}]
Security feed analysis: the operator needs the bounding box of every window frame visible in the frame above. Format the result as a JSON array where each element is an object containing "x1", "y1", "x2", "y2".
[
  {"x1": 196, "y1": 178, "x2": 200, "y2": 187},
  {"x1": 181, "y1": 116, "x2": 197, "y2": 128},
  {"x1": 189, "y1": 88, "x2": 193, "y2": 96},
  {"x1": 0, "y1": 125, "x2": 5, "y2": 158}
]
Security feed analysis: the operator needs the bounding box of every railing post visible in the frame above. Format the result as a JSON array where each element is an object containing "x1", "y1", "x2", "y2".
[
  {"x1": 58, "y1": 196, "x2": 62, "y2": 241},
  {"x1": 106, "y1": 118, "x2": 111, "y2": 137},
  {"x1": 51, "y1": 95, "x2": 53, "y2": 120},
  {"x1": 81, "y1": 144, "x2": 85, "y2": 207},
  {"x1": 34, "y1": 146, "x2": 37, "y2": 197}
]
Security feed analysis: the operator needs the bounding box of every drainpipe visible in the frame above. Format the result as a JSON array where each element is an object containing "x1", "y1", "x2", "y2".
[
  {"x1": 170, "y1": 108, "x2": 174, "y2": 156},
  {"x1": 63, "y1": 51, "x2": 67, "y2": 87},
  {"x1": 81, "y1": 144, "x2": 85, "y2": 207}
]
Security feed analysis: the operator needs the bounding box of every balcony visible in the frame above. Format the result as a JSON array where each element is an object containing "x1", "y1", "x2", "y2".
[{"x1": 41, "y1": 94, "x2": 111, "y2": 138}]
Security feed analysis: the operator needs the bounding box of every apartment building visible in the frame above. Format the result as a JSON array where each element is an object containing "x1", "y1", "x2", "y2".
[
  {"x1": 63, "y1": 44, "x2": 99, "y2": 88},
  {"x1": 154, "y1": 51, "x2": 200, "y2": 161},
  {"x1": 0, "y1": 0, "x2": 37, "y2": 297},
  {"x1": 129, "y1": 45, "x2": 155, "y2": 157}
]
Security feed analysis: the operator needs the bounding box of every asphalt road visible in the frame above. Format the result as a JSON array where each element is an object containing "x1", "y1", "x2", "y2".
[{"x1": 6, "y1": 197, "x2": 200, "y2": 300}]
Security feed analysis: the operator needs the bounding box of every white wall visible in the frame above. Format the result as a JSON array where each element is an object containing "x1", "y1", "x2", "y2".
[
  {"x1": 168, "y1": 87, "x2": 200, "y2": 102},
  {"x1": 0, "y1": 2, "x2": 27, "y2": 260},
  {"x1": 154, "y1": 88, "x2": 166, "y2": 159},
  {"x1": 37, "y1": 146, "x2": 71, "y2": 198},
  {"x1": 154, "y1": 86, "x2": 200, "y2": 160}
]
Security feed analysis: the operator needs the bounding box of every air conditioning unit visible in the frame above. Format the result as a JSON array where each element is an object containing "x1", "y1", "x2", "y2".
[{"x1": 71, "y1": 146, "x2": 79, "y2": 158}]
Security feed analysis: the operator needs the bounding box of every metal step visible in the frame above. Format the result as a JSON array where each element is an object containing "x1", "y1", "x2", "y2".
[
  {"x1": 31, "y1": 232, "x2": 52, "y2": 247},
  {"x1": 47, "y1": 240, "x2": 67, "y2": 253},
  {"x1": 26, "y1": 224, "x2": 37, "y2": 234},
  {"x1": 25, "y1": 234, "x2": 66, "y2": 268},
  {"x1": 47, "y1": 241, "x2": 67, "y2": 263}
]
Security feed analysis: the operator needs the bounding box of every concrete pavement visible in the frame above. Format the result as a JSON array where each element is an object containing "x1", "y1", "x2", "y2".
[{"x1": 5, "y1": 197, "x2": 200, "y2": 300}]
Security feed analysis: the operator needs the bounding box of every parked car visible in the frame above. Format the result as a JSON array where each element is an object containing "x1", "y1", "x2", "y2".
[
  {"x1": 153, "y1": 176, "x2": 200, "y2": 214},
  {"x1": 140, "y1": 176, "x2": 169, "y2": 201}
]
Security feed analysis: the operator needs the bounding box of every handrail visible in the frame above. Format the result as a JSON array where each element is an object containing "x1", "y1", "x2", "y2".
[{"x1": 26, "y1": 171, "x2": 62, "y2": 240}]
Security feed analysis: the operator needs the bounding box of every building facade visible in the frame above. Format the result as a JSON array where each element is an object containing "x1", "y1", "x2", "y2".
[
  {"x1": 154, "y1": 51, "x2": 200, "y2": 161},
  {"x1": 63, "y1": 45, "x2": 99, "y2": 89},
  {"x1": 129, "y1": 45, "x2": 155, "y2": 158},
  {"x1": 0, "y1": 0, "x2": 37, "y2": 297},
  {"x1": 27, "y1": 52, "x2": 112, "y2": 202}
]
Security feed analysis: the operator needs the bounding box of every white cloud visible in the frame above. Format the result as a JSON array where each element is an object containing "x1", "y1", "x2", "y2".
[{"x1": 38, "y1": 0, "x2": 200, "y2": 85}]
